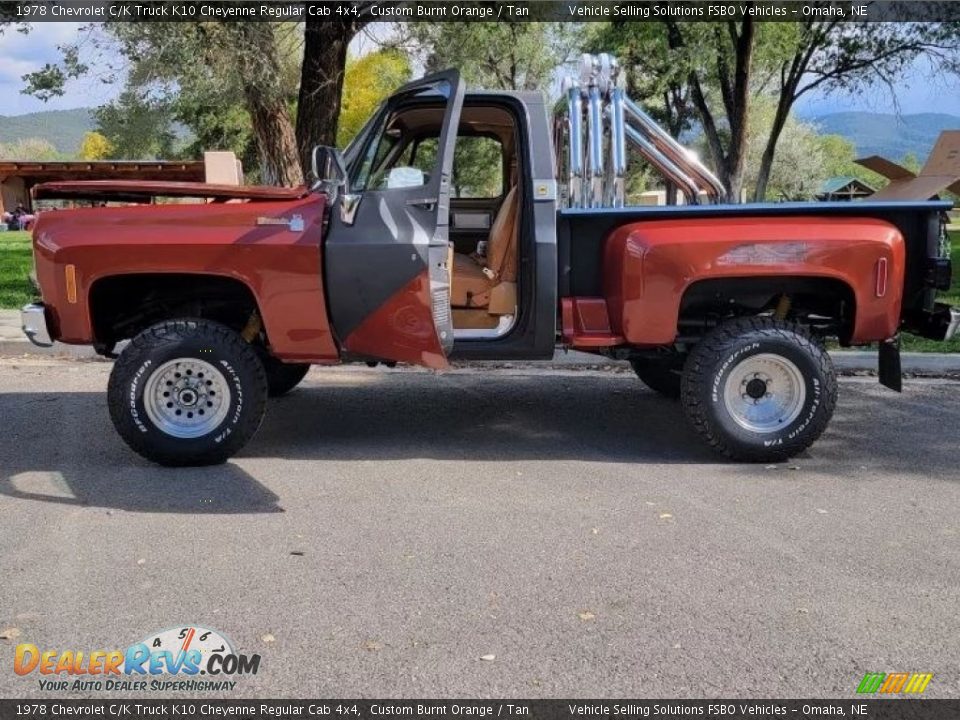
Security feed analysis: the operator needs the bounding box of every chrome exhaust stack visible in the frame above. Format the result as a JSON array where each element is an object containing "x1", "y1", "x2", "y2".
[
  {"x1": 555, "y1": 52, "x2": 726, "y2": 208},
  {"x1": 622, "y1": 97, "x2": 725, "y2": 202}
]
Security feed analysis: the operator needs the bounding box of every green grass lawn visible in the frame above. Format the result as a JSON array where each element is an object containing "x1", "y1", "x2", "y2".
[{"x1": 0, "y1": 231, "x2": 35, "y2": 309}]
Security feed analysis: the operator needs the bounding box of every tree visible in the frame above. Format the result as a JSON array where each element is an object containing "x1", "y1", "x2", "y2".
[
  {"x1": 751, "y1": 21, "x2": 960, "y2": 201},
  {"x1": 815, "y1": 133, "x2": 885, "y2": 189},
  {"x1": 24, "y1": 21, "x2": 304, "y2": 186},
  {"x1": 337, "y1": 49, "x2": 411, "y2": 147},
  {"x1": 93, "y1": 90, "x2": 176, "y2": 160},
  {"x1": 78, "y1": 131, "x2": 114, "y2": 161},
  {"x1": 22, "y1": 18, "x2": 370, "y2": 184},
  {"x1": 600, "y1": 17, "x2": 960, "y2": 202},
  {"x1": 0, "y1": 138, "x2": 62, "y2": 161},
  {"x1": 740, "y1": 99, "x2": 828, "y2": 201},
  {"x1": 296, "y1": 18, "x2": 369, "y2": 173},
  {"x1": 407, "y1": 22, "x2": 577, "y2": 91}
]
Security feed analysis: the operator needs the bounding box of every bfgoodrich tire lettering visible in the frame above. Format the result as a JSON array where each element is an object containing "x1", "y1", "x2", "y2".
[
  {"x1": 108, "y1": 319, "x2": 268, "y2": 466},
  {"x1": 681, "y1": 317, "x2": 838, "y2": 462}
]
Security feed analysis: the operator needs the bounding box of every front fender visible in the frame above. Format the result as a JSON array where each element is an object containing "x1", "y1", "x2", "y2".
[
  {"x1": 603, "y1": 216, "x2": 904, "y2": 345},
  {"x1": 32, "y1": 197, "x2": 339, "y2": 362}
]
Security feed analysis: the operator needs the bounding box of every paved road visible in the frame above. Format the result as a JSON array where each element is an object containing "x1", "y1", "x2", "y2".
[{"x1": 1, "y1": 358, "x2": 959, "y2": 700}]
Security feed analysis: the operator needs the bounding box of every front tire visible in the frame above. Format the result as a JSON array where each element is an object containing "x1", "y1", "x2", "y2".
[
  {"x1": 681, "y1": 318, "x2": 837, "y2": 462},
  {"x1": 108, "y1": 319, "x2": 268, "y2": 466}
]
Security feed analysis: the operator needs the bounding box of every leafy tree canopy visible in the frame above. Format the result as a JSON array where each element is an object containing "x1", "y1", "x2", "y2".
[
  {"x1": 337, "y1": 49, "x2": 411, "y2": 148},
  {"x1": 77, "y1": 131, "x2": 114, "y2": 161}
]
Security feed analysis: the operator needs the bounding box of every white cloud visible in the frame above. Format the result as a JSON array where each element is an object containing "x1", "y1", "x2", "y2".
[{"x1": 0, "y1": 22, "x2": 121, "y2": 115}]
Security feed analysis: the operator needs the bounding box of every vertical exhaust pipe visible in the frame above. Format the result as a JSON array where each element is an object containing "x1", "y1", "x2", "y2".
[
  {"x1": 608, "y1": 85, "x2": 627, "y2": 208},
  {"x1": 564, "y1": 81, "x2": 584, "y2": 208}
]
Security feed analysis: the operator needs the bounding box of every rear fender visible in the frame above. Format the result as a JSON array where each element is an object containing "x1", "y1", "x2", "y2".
[{"x1": 602, "y1": 216, "x2": 905, "y2": 345}]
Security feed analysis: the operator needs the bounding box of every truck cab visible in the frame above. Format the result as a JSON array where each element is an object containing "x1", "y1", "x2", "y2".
[{"x1": 317, "y1": 71, "x2": 558, "y2": 367}]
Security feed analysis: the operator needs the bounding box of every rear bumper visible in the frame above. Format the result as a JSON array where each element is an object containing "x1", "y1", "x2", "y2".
[
  {"x1": 947, "y1": 306, "x2": 960, "y2": 341},
  {"x1": 903, "y1": 302, "x2": 960, "y2": 342},
  {"x1": 21, "y1": 303, "x2": 53, "y2": 347}
]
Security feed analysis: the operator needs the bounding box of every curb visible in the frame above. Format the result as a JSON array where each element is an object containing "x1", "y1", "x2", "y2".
[
  {"x1": 2, "y1": 339, "x2": 960, "y2": 375},
  {"x1": 0, "y1": 340, "x2": 100, "y2": 359}
]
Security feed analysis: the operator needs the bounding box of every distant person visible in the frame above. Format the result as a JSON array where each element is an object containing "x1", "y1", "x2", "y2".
[{"x1": 11, "y1": 203, "x2": 35, "y2": 231}]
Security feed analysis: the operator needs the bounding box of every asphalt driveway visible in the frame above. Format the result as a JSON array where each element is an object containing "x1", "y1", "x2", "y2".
[{"x1": 0, "y1": 359, "x2": 958, "y2": 699}]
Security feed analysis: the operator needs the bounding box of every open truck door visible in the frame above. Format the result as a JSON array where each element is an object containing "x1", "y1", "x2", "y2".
[{"x1": 324, "y1": 70, "x2": 465, "y2": 369}]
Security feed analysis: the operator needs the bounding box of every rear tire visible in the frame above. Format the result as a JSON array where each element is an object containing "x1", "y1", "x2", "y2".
[
  {"x1": 630, "y1": 357, "x2": 683, "y2": 398},
  {"x1": 107, "y1": 319, "x2": 268, "y2": 466},
  {"x1": 680, "y1": 317, "x2": 837, "y2": 462}
]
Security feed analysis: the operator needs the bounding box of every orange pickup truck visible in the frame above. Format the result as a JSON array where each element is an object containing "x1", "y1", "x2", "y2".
[{"x1": 21, "y1": 58, "x2": 957, "y2": 466}]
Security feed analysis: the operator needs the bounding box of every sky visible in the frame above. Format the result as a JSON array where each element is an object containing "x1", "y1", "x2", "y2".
[{"x1": 1, "y1": 22, "x2": 959, "y2": 119}]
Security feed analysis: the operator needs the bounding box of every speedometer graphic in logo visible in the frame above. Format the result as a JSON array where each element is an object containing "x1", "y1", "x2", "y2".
[{"x1": 138, "y1": 625, "x2": 234, "y2": 671}]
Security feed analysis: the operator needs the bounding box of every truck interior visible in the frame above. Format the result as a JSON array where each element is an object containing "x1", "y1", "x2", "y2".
[{"x1": 359, "y1": 101, "x2": 524, "y2": 339}]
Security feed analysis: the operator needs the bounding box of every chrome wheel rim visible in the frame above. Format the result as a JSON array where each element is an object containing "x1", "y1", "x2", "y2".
[
  {"x1": 143, "y1": 358, "x2": 231, "y2": 439},
  {"x1": 722, "y1": 353, "x2": 806, "y2": 433}
]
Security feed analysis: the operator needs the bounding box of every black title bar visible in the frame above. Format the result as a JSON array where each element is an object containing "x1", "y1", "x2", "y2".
[
  {"x1": 3, "y1": 1, "x2": 960, "y2": 23},
  {"x1": 3, "y1": 700, "x2": 960, "y2": 720}
]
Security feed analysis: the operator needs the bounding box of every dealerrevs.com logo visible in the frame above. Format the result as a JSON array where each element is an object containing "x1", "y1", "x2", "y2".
[{"x1": 14, "y1": 625, "x2": 261, "y2": 692}]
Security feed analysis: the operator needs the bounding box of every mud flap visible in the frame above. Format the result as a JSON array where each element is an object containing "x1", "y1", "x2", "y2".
[{"x1": 878, "y1": 337, "x2": 902, "y2": 392}]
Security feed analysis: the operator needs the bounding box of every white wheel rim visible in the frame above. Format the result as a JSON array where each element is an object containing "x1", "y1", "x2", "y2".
[
  {"x1": 143, "y1": 358, "x2": 231, "y2": 438},
  {"x1": 722, "y1": 353, "x2": 806, "y2": 433}
]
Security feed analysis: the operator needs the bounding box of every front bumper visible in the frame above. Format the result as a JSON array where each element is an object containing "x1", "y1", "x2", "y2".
[{"x1": 21, "y1": 303, "x2": 53, "y2": 347}]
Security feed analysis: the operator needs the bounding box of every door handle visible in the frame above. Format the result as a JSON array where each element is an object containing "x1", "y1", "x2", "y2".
[{"x1": 407, "y1": 197, "x2": 438, "y2": 211}]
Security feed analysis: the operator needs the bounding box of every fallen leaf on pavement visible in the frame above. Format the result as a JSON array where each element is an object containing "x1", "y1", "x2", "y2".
[
  {"x1": 261, "y1": 634, "x2": 276, "y2": 644},
  {"x1": 480, "y1": 654, "x2": 496, "y2": 661},
  {"x1": 363, "y1": 640, "x2": 382, "y2": 651},
  {"x1": 578, "y1": 611, "x2": 596, "y2": 621}
]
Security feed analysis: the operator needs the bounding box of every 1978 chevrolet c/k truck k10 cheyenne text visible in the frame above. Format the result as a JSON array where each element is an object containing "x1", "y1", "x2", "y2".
[{"x1": 21, "y1": 56, "x2": 959, "y2": 466}]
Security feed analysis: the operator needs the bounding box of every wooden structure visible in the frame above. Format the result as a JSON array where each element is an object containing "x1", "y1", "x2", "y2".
[
  {"x1": 817, "y1": 176, "x2": 875, "y2": 201},
  {"x1": 0, "y1": 160, "x2": 206, "y2": 214}
]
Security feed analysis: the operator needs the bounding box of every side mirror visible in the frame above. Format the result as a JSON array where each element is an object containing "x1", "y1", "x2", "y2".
[
  {"x1": 310, "y1": 145, "x2": 348, "y2": 192},
  {"x1": 311, "y1": 145, "x2": 361, "y2": 226}
]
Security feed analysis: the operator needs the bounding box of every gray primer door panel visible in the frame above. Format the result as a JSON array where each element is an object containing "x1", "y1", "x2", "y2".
[{"x1": 324, "y1": 70, "x2": 464, "y2": 362}]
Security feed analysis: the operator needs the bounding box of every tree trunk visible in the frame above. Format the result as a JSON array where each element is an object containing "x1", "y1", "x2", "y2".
[
  {"x1": 296, "y1": 19, "x2": 367, "y2": 175},
  {"x1": 722, "y1": 19, "x2": 754, "y2": 204},
  {"x1": 244, "y1": 87, "x2": 304, "y2": 187},
  {"x1": 753, "y1": 88, "x2": 796, "y2": 202},
  {"x1": 232, "y1": 23, "x2": 304, "y2": 187}
]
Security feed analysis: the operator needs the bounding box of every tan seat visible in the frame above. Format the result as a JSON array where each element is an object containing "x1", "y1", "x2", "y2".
[{"x1": 451, "y1": 185, "x2": 518, "y2": 310}]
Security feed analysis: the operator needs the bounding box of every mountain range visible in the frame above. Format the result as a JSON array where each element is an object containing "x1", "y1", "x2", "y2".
[
  {"x1": 0, "y1": 108, "x2": 958, "y2": 163},
  {"x1": 808, "y1": 111, "x2": 960, "y2": 161},
  {"x1": 0, "y1": 109, "x2": 95, "y2": 155}
]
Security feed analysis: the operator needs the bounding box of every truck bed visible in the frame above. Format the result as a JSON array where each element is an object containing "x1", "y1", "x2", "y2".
[{"x1": 557, "y1": 200, "x2": 952, "y2": 303}]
